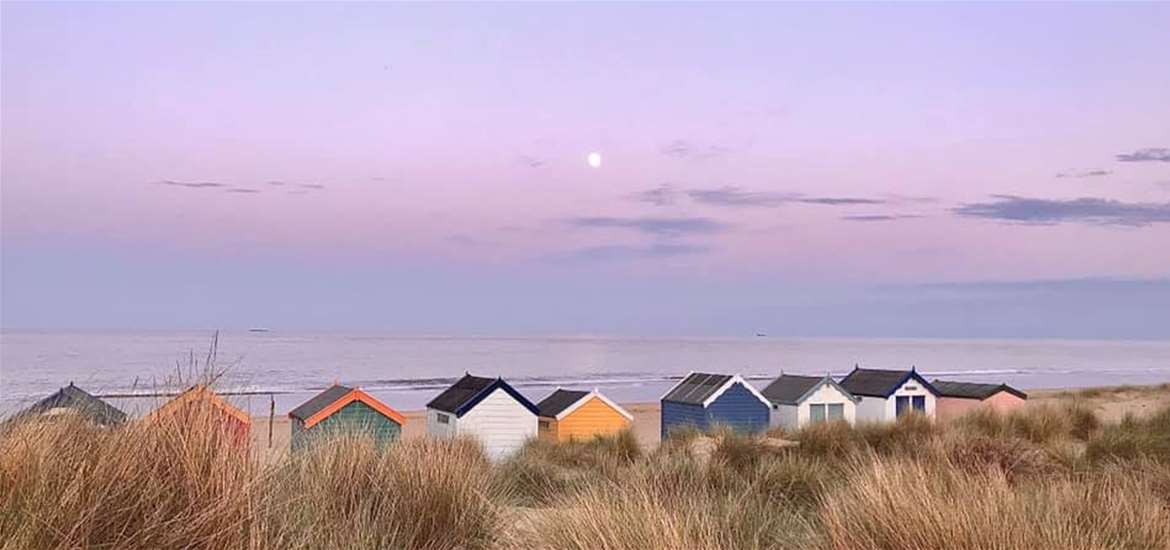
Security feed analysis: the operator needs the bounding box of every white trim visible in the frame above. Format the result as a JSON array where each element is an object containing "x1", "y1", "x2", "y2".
[
  {"x1": 658, "y1": 371, "x2": 695, "y2": 401},
  {"x1": 701, "y1": 374, "x2": 771, "y2": 408},
  {"x1": 554, "y1": 390, "x2": 634, "y2": 421}
]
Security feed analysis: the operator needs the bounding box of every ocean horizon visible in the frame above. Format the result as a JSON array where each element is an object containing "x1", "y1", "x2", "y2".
[{"x1": 3, "y1": 330, "x2": 1169, "y2": 418}]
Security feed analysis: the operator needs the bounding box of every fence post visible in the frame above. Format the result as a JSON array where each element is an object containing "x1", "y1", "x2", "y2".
[{"x1": 268, "y1": 395, "x2": 275, "y2": 449}]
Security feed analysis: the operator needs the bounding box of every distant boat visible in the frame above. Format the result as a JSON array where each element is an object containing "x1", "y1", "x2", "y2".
[
  {"x1": 248, "y1": 328, "x2": 270, "y2": 333},
  {"x1": 755, "y1": 331, "x2": 768, "y2": 337}
]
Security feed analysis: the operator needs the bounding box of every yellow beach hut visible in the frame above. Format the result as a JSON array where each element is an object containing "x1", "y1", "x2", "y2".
[{"x1": 536, "y1": 388, "x2": 632, "y2": 442}]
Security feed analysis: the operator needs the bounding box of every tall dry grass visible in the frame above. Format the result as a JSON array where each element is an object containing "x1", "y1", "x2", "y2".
[
  {"x1": 0, "y1": 406, "x2": 504, "y2": 550},
  {"x1": 4, "y1": 390, "x2": 1170, "y2": 549}
]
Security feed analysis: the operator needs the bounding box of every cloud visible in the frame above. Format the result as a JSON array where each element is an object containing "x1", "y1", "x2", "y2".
[
  {"x1": 566, "y1": 216, "x2": 729, "y2": 236},
  {"x1": 517, "y1": 155, "x2": 546, "y2": 168},
  {"x1": 630, "y1": 184, "x2": 679, "y2": 206},
  {"x1": 799, "y1": 197, "x2": 885, "y2": 205},
  {"x1": 156, "y1": 180, "x2": 225, "y2": 189},
  {"x1": 1116, "y1": 148, "x2": 1170, "y2": 162},
  {"x1": 952, "y1": 195, "x2": 1170, "y2": 227},
  {"x1": 266, "y1": 180, "x2": 286, "y2": 186},
  {"x1": 297, "y1": 183, "x2": 326, "y2": 190},
  {"x1": 687, "y1": 186, "x2": 884, "y2": 208},
  {"x1": 555, "y1": 243, "x2": 712, "y2": 262},
  {"x1": 1055, "y1": 170, "x2": 1112, "y2": 178},
  {"x1": 226, "y1": 187, "x2": 260, "y2": 194},
  {"x1": 687, "y1": 186, "x2": 801, "y2": 207},
  {"x1": 841, "y1": 214, "x2": 924, "y2": 222},
  {"x1": 660, "y1": 140, "x2": 731, "y2": 160}
]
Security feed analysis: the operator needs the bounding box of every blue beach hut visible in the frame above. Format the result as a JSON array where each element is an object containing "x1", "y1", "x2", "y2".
[{"x1": 660, "y1": 372, "x2": 771, "y2": 438}]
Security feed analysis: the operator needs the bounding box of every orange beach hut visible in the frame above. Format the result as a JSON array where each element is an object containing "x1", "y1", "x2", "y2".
[
  {"x1": 148, "y1": 384, "x2": 251, "y2": 446},
  {"x1": 536, "y1": 388, "x2": 632, "y2": 442}
]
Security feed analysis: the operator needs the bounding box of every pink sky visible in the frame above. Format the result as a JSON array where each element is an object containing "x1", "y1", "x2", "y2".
[{"x1": 2, "y1": 3, "x2": 1169, "y2": 336}]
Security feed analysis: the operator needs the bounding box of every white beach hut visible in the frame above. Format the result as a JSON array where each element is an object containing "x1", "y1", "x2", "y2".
[
  {"x1": 839, "y1": 367, "x2": 939, "y2": 423},
  {"x1": 760, "y1": 373, "x2": 859, "y2": 429},
  {"x1": 425, "y1": 374, "x2": 539, "y2": 460}
]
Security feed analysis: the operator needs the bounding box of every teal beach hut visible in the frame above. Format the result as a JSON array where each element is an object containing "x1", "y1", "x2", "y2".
[{"x1": 288, "y1": 384, "x2": 406, "y2": 451}]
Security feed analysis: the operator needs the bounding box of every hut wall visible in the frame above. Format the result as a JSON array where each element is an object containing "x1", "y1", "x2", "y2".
[
  {"x1": 936, "y1": 391, "x2": 1025, "y2": 421},
  {"x1": 537, "y1": 416, "x2": 559, "y2": 441},
  {"x1": 770, "y1": 403, "x2": 798, "y2": 429},
  {"x1": 661, "y1": 400, "x2": 707, "y2": 439},
  {"x1": 427, "y1": 408, "x2": 458, "y2": 438},
  {"x1": 795, "y1": 383, "x2": 857, "y2": 427},
  {"x1": 555, "y1": 396, "x2": 630, "y2": 441},
  {"x1": 705, "y1": 382, "x2": 769, "y2": 434},
  {"x1": 457, "y1": 388, "x2": 537, "y2": 460}
]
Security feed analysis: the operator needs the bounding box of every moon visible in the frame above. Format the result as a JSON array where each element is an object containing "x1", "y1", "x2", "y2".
[{"x1": 587, "y1": 152, "x2": 602, "y2": 168}]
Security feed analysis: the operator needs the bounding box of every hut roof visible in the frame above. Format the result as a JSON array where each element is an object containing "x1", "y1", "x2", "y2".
[
  {"x1": 931, "y1": 380, "x2": 1027, "y2": 400},
  {"x1": 426, "y1": 374, "x2": 539, "y2": 418},
  {"x1": 288, "y1": 384, "x2": 406, "y2": 428},
  {"x1": 536, "y1": 389, "x2": 633, "y2": 421},
  {"x1": 660, "y1": 372, "x2": 770, "y2": 407},
  {"x1": 20, "y1": 383, "x2": 127, "y2": 426},
  {"x1": 761, "y1": 374, "x2": 859, "y2": 406},
  {"x1": 839, "y1": 367, "x2": 938, "y2": 398},
  {"x1": 148, "y1": 384, "x2": 251, "y2": 426}
]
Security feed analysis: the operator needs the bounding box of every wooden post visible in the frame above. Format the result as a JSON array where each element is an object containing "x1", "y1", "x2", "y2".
[{"x1": 268, "y1": 395, "x2": 275, "y2": 448}]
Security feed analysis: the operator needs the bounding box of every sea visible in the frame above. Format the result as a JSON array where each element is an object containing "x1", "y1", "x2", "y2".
[{"x1": 2, "y1": 330, "x2": 1169, "y2": 418}]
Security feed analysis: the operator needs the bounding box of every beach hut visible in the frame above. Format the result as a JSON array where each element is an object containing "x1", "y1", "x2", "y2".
[
  {"x1": 932, "y1": 380, "x2": 1027, "y2": 421},
  {"x1": 839, "y1": 367, "x2": 939, "y2": 423},
  {"x1": 148, "y1": 384, "x2": 251, "y2": 445},
  {"x1": 14, "y1": 382, "x2": 127, "y2": 426},
  {"x1": 536, "y1": 388, "x2": 632, "y2": 442},
  {"x1": 659, "y1": 372, "x2": 771, "y2": 438},
  {"x1": 287, "y1": 384, "x2": 407, "y2": 451},
  {"x1": 761, "y1": 374, "x2": 859, "y2": 429},
  {"x1": 425, "y1": 374, "x2": 539, "y2": 459}
]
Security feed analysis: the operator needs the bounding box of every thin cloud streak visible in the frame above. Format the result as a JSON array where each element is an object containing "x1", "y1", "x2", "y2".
[
  {"x1": 1056, "y1": 169, "x2": 1112, "y2": 178},
  {"x1": 517, "y1": 155, "x2": 546, "y2": 168},
  {"x1": 1116, "y1": 148, "x2": 1170, "y2": 162},
  {"x1": 156, "y1": 180, "x2": 226, "y2": 189},
  {"x1": 630, "y1": 184, "x2": 679, "y2": 206},
  {"x1": 686, "y1": 186, "x2": 884, "y2": 207},
  {"x1": 953, "y1": 195, "x2": 1170, "y2": 227},
  {"x1": 553, "y1": 243, "x2": 713, "y2": 262},
  {"x1": 566, "y1": 216, "x2": 729, "y2": 236}
]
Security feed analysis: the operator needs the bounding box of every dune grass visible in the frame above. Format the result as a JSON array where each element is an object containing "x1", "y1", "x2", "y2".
[{"x1": 3, "y1": 395, "x2": 1170, "y2": 549}]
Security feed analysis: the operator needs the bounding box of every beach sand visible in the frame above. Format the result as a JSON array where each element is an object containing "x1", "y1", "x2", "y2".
[{"x1": 250, "y1": 384, "x2": 1170, "y2": 457}]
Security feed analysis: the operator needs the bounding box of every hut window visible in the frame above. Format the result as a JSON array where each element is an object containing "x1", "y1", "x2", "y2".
[
  {"x1": 904, "y1": 385, "x2": 918, "y2": 391},
  {"x1": 809, "y1": 404, "x2": 826, "y2": 423},
  {"x1": 437, "y1": 413, "x2": 450, "y2": 424},
  {"x1": 827, "y1": 403, "x2": 845, "y2": 420},
  {"x1": 539, "y1": 420, "x2": 550, "y2": 429}
]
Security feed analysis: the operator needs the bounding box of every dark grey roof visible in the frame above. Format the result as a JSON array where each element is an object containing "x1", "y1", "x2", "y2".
[
  {"x1": 840, "y1": 367, "x2": 938, "y2": 398},
  {"x1": 760, "y1": 374, "x2": 824, "y2": 405},
  {"x1": 662, "y1": 373, "x2": 733, "y2": 405},
  {"x1": 288, "y1": 384, "x2": 353, "y2": 421},
  {"x1": 932, "y1": 380, "x2": 1027, "y2": 400},
  {"x1": 426, "y1": 374, "x2": 540, "y2": 417},
  {"x1": 536, "y1": 389, "x2": 590, "y2": 418},
  {"x1": 19, "y1": 384, "x2": 127, "y2": 426}
]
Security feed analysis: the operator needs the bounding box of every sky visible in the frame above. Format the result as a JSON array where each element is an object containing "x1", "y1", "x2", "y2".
[{"x1": 2, "y1": 3, "x2": 1169, "y2": 338}]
